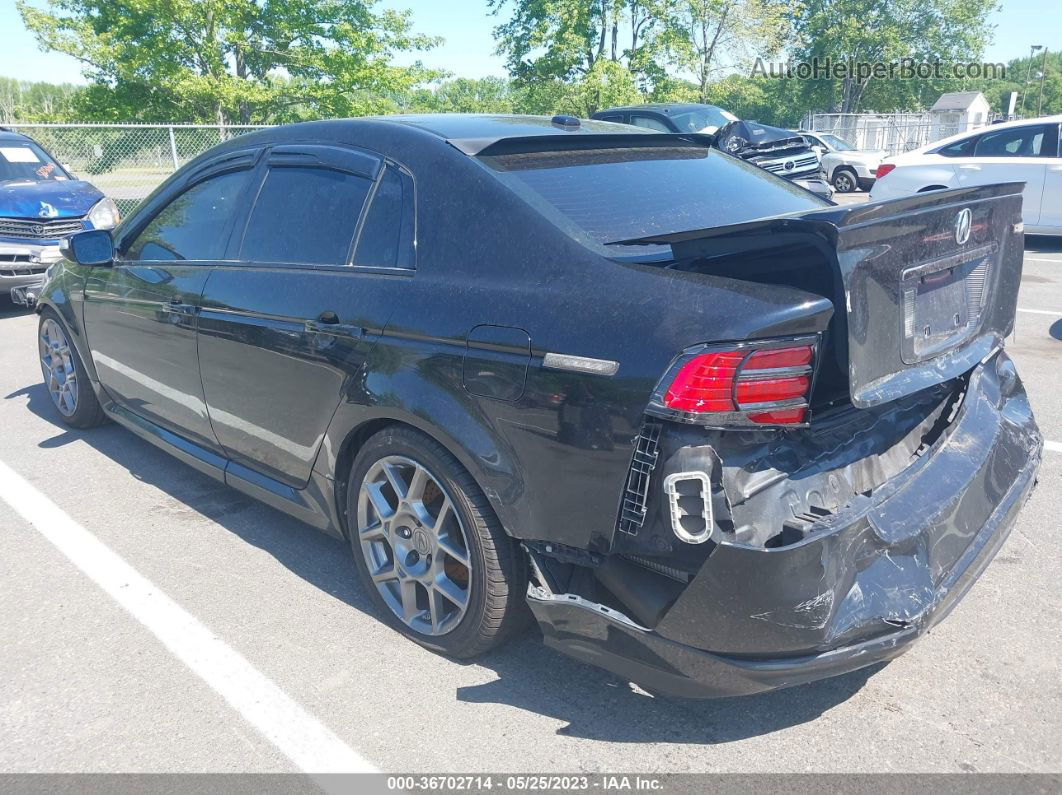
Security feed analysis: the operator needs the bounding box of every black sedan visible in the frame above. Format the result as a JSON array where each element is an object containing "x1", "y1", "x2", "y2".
[{"x1": 35, "y1": 115, "x2": 1041, "y2": 698}]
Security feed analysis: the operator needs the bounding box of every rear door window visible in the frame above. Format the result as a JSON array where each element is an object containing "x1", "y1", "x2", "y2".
[
  {"x1": 630, "y1": 114, "x2": 671, "y2": 132},
  {"x1": 353, "y1": 164, "x2": 416, "y2": 269},
  {"x1": 973, "y1": 124, "x2": 1052, "y2": 158},
  {"x1": 241, "y1": 166, "x2": 373, "y2": 266},
  {"x1": 125, "y1": 170, "x2": 251, "y2": 261}
]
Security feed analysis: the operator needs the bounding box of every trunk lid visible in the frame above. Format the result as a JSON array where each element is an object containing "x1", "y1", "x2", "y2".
[{"x1": 620, "y1": 183, "x2": 1025, "y2": 408}]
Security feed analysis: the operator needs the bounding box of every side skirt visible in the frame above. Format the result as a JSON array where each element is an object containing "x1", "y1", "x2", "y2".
[{"x1": 104, "y1": 399, "x2": 343, "y2": 538}]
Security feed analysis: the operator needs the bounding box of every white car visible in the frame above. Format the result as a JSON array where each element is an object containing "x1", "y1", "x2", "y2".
[
  {"x1": 870, "y1": 115, "x2": 1062, "y2": 235},
  {"x1": 798, "y1": 131, "x2": 884, "y2": 193}
]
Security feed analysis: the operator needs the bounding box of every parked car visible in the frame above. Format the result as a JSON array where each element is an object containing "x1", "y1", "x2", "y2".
[
  {"x1": 712, "y1": 119, "x2": 832, "y2": 198},
  {"x1": 36, "y1": 115, "x2": 1040, "y2": 698},
  {"x1": 592, "y1": 105, "x2": 833, "y2": 199},
  {"x1": 796, "y1": 130, "x2": 884, "y2": 193},
  {"x1": 870, "y1": 115, "x2": 1062, "y2": 235},
  {"x1": 0, "y1": 128, "x2": 120, "y2": 306},
  {"x1": 591, "y1": 102, "x2": 739, "y2": 134}
]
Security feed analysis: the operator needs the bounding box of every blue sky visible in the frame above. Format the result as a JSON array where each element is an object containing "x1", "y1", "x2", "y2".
[{"x1": 0, "y1": 0, "x2": 1053, "y2": 87}]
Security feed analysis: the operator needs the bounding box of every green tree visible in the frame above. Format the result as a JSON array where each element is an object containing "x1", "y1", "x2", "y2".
[
  {"x1": 487, "y1": 0, "x2": 673, "y2": 89},
  {"x1": 0, "y1": 78, "x2": 83, "y2": 123},
  {"x1": 18, "y1": 0, "x2": 445, "y2": 124},
  {"x1": 791, "y1": 0, "x2": 996, "y2": 114},
  {"x1": 664, "y1": 0, "x2": 790, "y2": 103},
  {"x1": 404, "y1": 77, "x2": 518, "y2": 113},
  {"x1": 968, "y1": 51, "x2": 1061, "y2": 118}
]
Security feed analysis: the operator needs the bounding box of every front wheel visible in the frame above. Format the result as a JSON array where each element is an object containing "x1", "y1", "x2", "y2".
[
  {"x1": 38, "y1": 309, "x2": 108, "y2": 428},
  {"x1": 832, "y1": 168, "x2": 857, "y2": 193},
  {"x1": 346, "y1": 426, "x2": 528, "y2": 657}
]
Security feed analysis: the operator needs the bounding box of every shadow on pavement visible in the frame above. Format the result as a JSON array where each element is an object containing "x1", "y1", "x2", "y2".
[
  {"x1": 1025, "y1": 236, "x2": 1062, "y2": 255},
  {"x1": 7, "y1": 378, "x2": 881, "y2": 743},
  {"x1": 0, "y1": 300, "x2": 34, "y2": 320}
]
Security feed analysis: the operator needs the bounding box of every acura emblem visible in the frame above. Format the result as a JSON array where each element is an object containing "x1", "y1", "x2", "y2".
[{"x1": 954, "y1": 208, "x2": 972, "y2": 245}]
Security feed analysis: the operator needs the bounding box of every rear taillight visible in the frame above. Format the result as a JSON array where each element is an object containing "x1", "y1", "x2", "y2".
[
  {"x1": 875, "y1": 163, "x2": 895, "y2": 179},
  {"x1": 655, "y1": 338, "x2": 817, "y2": 427}
]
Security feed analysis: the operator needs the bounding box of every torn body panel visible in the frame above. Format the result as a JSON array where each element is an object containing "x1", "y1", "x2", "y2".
[{"x1": 529, "y1": 350, "x2": 1040, "y2": 696}]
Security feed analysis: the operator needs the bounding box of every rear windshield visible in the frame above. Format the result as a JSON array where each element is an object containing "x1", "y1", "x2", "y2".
[
  {"x1": 0, "y1": 141, "x2": 67, "y2": 183},
  {"x1": 480, "y1": 144, "x2": 827, "y2": 258}
]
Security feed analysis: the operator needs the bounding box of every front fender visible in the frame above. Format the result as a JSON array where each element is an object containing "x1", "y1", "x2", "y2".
[{"x1": 37, "y1": 261, "x2": 99, "y2": 382}]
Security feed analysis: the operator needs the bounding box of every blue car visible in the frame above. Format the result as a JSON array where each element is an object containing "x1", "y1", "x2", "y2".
[{"x1": 1, "y1": 127, "x2": 119, "y2": 306}]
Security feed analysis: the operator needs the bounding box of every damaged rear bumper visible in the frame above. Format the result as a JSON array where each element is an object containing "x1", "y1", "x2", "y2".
[{"x1": 529, "y1": 351, "x2": 1041, "y2": 698}]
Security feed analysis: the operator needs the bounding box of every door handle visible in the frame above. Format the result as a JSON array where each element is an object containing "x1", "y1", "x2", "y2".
[
  {"x1": 1048, "y1": 165, "x2": 1062, "y2": 172},
  {"x1": 958, "y1": 165, "x2": 981, "y2": 171},
  {"x1": 305, "y1": 313, "x2": 364, "y2": 338},
  {"x1": 161, "y1": 297, "x2": 198, "y2": 316}
]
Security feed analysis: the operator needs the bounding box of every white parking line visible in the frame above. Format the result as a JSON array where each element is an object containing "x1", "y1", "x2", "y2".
[
  {"x1": 1046, "y1": 441, "x2": 1062, "y2": 454},
  {"x1": 1025, "y1": 257, "x2": 1062, "y2": 264},
  {"x1": 0, "y1": 458, "x2": 376, "y2": 775},
  {"x1": 1017, "y1": 308, "x2": 1058, "y2": 316}
]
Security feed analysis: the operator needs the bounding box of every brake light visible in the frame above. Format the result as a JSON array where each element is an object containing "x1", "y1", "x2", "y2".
[
  {"x1": 659, "y1": 341, "x2": 816, "y2": 426},
  {"x1": 875, "y1": 163, "x2": 895, "y2": 179},
  {"x1": 663, "y1": 351, "x2": 743, "y2": 412}
]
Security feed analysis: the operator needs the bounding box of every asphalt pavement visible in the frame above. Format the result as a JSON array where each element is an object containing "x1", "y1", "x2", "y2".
[{"x1": 0, "y1": 235, "x2": 1060, "y2": 775}]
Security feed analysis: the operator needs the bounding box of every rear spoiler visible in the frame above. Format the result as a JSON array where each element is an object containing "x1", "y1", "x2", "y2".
[
  {"x1": 449, "y1": 132, "x2": 716, "y2": 157},
  {"x1": 615, "y1": 183, "x2": 1027, "y2": 408}
]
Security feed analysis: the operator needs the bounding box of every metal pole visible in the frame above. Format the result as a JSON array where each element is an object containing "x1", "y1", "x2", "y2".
[
  {"x1": 167, "y1": 126, "x2": 179, "y2": 170},
  {"x1": 1037, "y1": 48, "x2": 1048, "y2": 117},
  {"x1": 1021, "y1": 46, "x2": 1036, "y2": 115}
]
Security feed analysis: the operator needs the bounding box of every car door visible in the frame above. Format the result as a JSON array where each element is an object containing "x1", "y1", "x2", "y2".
[
  {"x1": 82, "y1": 153, "x2": 259, "y2": 455},
  {"x1": 1035, "y1": 123, "x2": 1062, "y2": 231},
  {"x1": 196, "y1": 144, "x2": 410, "y2": 490},
  {"x1": 954, "y1": 124, "x2": 1052, "y2": 227}
]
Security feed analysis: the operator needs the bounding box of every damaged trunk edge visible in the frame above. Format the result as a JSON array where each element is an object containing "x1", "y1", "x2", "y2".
[{"x1": 525, "y1": 184, "x2": 1041, "y2": 695}]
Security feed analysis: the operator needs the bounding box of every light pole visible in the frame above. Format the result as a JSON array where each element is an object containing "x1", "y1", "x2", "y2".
[
  {"x1": 1037, "y1": 48, "x2": 1049, "y2": 116},
  {"x1": 1021, "y1": 44, "x2": 1043, "y2": 116}
]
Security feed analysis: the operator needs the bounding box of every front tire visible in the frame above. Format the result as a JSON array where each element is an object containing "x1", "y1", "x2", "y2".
[
  {"x1": 38, "y1": 308, "x2": 108, "y2": 428},
  {"x1": 346, "y1": 426, "x2": 528, "y2": 657},
  {"x1": 832, "y1": 168, "x2": 857, "y2": 193}
]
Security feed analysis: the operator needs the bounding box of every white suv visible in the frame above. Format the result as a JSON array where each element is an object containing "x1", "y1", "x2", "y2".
[
  {"x1": 798, "y1": 131, "x2": 884, "y2": 193},
  {"x1": 870, "y1": 116, "x2": 1062, "y2": 235}
]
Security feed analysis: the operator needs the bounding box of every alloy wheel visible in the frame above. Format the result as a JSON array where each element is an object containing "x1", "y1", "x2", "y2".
[
  {"x1": 833, "y1": 172, "x2": 854, "y2": 192},
  {"x1": 39, "y1": 318, "x2": 78, "y2": 417},
  {"x1": 356, "y1": 455, "x2": 472, "y2": 636}
]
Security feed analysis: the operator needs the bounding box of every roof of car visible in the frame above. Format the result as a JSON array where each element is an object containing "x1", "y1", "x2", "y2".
[
  {"x1": 370, "y1": 113, "x2": 660, "y2": 155},
  {"x1": 592, "y1": 103, "x2": 725, "y2": 115},
  {"x1": 0, "y1": 128, "x2": 31, "y2": 142},
  {"x1": 904, "y1": 113, "x2": 1062, "y2": 155}
]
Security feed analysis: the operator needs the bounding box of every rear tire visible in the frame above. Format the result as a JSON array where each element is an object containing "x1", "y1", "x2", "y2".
[
  {"x1": 37, "y1": 308, "x2": 108, "y2": 429},
  {"x1": 346, "y1": 426, "x2": 528, "y2": 657}
]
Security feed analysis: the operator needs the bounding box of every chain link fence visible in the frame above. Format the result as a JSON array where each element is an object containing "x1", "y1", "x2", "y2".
[
  {"x1": 2, "y1": 123, "x2": 274, "y2": 216},
  {"x1": 799, "y1": 111, "x2": 1008, "y2": 155}
]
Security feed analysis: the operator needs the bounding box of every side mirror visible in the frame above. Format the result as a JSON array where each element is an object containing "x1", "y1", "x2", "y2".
[{"x1": 61, "y1": 229, "x2": 114, "y2": 267}]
